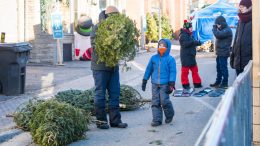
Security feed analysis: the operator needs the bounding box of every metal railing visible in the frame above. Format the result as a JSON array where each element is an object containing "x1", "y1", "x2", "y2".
[{"x1": 195, "y1": 61, "x2": 253, "y2": 146}]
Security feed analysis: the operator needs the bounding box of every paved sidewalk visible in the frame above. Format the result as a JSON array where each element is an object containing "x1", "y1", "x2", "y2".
[
  {"x1": 0, "y1": 61, "x2": 92, "y2": 133},
  {"x1": 0, "y1": 48, "x2": 169, "y2": 140},
  {"x1": 0, "y1": 51, "x2": 235, "y2": 146},
  {"x1": 1, "y1": 46, "x2": 212, "y2": 146}
]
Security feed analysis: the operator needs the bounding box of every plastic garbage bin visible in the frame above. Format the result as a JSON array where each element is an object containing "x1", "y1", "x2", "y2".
[{"x1": 0, "y1": 43, "x2": 32, "y2": 96}]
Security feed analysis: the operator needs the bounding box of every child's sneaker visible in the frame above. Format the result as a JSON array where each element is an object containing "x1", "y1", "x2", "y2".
[
  {"x1": 219, "y1": 84, "x2": 228, "y2": 89},
  {"x1": 194, "y1": 83, "x2": 202, "y2": 88},
  {"x1": 183, "y1": 87, "x2": 194, "y2": 94}
]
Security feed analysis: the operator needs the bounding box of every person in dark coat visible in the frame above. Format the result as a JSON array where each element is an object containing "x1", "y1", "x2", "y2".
[
  {"x1": 90, "y1": 6, "x2": 127, "y2": 129},
  {"x1": 230, "y1": 0, "x2": 252, "y2": 75},
  {"x1": 179, "y1": 20, "x2": 202, "y2": 91},
  {"x1": 211, "y1": 16, "x2": 233, "y2": 88}
]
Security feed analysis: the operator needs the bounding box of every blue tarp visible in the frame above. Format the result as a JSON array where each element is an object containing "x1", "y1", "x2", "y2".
[{"x1": 192, "y1": 0, "x2": 239, "y2": 43}]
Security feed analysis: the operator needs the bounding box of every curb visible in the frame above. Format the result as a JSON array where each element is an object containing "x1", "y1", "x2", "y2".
[
  {"x1": 0, "y1": 129, "x2": 22, "y2": 143},
  {"x1": 0, "y1": 49, "x2": 181, "y2": 144}
]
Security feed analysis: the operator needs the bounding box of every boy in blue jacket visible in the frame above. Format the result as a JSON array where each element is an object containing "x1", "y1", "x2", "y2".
[{"x1": 142, "y1": 39, "x2": 176, "y2": 127}]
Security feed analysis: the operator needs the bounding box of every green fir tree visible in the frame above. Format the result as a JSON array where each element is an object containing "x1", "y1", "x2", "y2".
[
  {"x1": 152, "y1": 13, "x2": 173, "y2": 40},
  {"x1": 161, "y1": 15, "x2": 173, "y2": 39},
  {"x1": 153, "y1": 13, "x2": 159, "y2": 28},
  {"x1": 146, "y1": 13, "x2": 158, "y2": 42}
]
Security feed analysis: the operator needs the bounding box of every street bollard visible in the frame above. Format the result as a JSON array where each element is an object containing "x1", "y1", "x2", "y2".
[{"x1": 1, "y1": 32, "x2": 5, "y2": 43}]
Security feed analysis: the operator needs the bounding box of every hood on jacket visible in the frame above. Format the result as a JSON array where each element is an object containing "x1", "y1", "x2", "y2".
[
  {"x1": 98, "y1": 10, "x2": 107, "y2": 22},
  {"x1": 180, "y1": 28, "x2": 192, "y2": 36},
  {"x1": 239, "y1": 0, "x2": 252, "y2": 8},
  {"x1": 157, "y1": 39, "x2": 171, "y2": 57},
  {"x1": 215, "y1": 16, "x2": 228, "y2": 28}
]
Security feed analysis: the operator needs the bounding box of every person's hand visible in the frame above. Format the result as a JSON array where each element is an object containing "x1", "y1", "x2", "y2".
[
  {"x1": 196, "y1": 40, "x2": 201, "y2": 46},
  {"x1": 198, "y1": 40, "x2": 202, "y2": 45},
  {"x1": 230, "y1": 52, "x2": 234, "y2": 69},
  {"x1": 213, "y1": 24, "x2": 217, "y2": 28},
  {"x1": 142, "y1": 79, "x2": 147, "y2": 91},
  {"x1": 166, "y1": 81, "x2": 175, "y2": 94}
]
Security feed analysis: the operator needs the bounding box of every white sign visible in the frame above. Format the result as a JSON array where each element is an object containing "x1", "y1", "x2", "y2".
[{"x1": 51, "y1": 12, "x2": 63, "y2": 39}]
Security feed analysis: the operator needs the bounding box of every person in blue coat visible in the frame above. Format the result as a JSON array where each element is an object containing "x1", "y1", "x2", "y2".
[{"x1": 142, "y1": 39, "x2": 176, "y2": 127}]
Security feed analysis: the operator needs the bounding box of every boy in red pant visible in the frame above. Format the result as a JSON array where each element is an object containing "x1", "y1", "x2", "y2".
[{"x1": 179, "y1": 20, "x2": 202, "y2": 92}]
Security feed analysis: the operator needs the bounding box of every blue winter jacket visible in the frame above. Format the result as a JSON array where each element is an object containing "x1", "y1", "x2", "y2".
[{"x1": 143, "y1": 39, "x2": 177, "y2": 85}]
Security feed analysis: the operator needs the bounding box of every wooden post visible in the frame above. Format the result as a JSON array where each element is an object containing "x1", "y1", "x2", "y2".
[
  {"x1": 158, "y1": 0, "x2": 162, "y2": 40},
  {"x1": 57, "y1": 39, "x2": 63, "y2": 65},
  {"x1": 140, "y1": 0, "x2": 145, "y2": 50},
  {"x1": 252, "y1": 0, "x2": 260, "y2": 144}
]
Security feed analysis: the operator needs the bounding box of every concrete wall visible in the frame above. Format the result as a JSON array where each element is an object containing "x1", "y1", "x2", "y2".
[
  {"x1": 253, "y1": 0, "x2": 260, "y2": 143},
  {"x1": 0, "y1": 0, "x2": 56, "y2": 63},
  {"x1": 0, "y1": 0, "x2": 19, "y2": 42},
  {"x1": 125, "y1": 0, "x2": 143, "y2": 31},
  {"x1": 24, "y1": 0, "x2": 74, "y2": 64},
  {"x1": 24, "y1": 0, "x2": 55, "y2": 63}
]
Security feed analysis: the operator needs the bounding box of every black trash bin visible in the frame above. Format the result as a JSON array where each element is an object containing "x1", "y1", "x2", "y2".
[{"x1": 0, "y1": 43, "x2": 31, "y2": 96}]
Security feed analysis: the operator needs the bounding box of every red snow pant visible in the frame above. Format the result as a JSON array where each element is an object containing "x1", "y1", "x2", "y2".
[{"x1": 181, "y1": 65, "x2": 202, "y2": 85}]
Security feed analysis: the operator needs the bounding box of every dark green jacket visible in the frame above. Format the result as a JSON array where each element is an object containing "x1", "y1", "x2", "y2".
[{"x1": 90, "y1": 11, "x2": 119, "y2": 71}]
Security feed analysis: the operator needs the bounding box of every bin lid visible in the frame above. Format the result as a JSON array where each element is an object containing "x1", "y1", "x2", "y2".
[{"x1": 0, "y1": 42, "x2": 32, "y2": 52}]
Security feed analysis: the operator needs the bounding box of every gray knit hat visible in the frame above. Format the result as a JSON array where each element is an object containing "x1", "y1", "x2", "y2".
[
  {"x1": 105, "y1": 6, "x2": 119, "y2": 14},
  {"x1": 75, "y1": 15, "x2": 93, "y2": 36}
]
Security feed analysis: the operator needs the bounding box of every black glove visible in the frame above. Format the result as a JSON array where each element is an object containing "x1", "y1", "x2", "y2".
[
  {"x1": 213, "y1": 24, "x2": 217, "y2": 29},
  {"x1": 166, "y1": 81, "x2": 175, "y2": 94},
  {"x1": 142, "y1": 79, "x2": 147, "y2": 91}
]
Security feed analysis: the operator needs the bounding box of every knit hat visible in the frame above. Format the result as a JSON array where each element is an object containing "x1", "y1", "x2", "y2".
[
  {"x1": 215, "y1": 16, "x2": 228, "y2": 28},
  {"x1": 75, "y1": 15, "x2": 93, "y2": 36},
  {"x1": 239, "y1": 0, "x2": 252, "y2": 8},
  {"x1": 98, "y1": 10, "x2": 107, "y2": 22},
  {"x1": 77, "y1": 15, "x2": 93, "y2": 29},
  {"x1": 183, "y1": 20, "x2": 192, "y2": 29},
  {"x1": 158, "y1": 39, "x2": 167, "y2": 48},
  {"x1": 105, "y1": 6, "x2": 119, "y2": 14}
]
